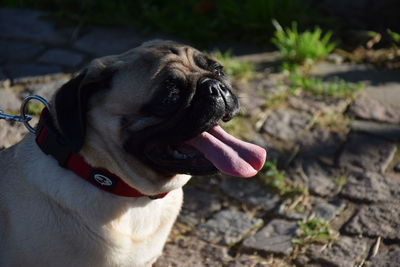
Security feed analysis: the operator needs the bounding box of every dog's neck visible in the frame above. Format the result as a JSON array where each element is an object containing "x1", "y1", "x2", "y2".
[{"x1": 34, "y1": 108, "x2": 170, "y2": 199}]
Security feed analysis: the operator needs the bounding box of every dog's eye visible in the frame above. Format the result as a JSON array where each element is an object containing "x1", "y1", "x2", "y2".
[{"x1": 213, "y1": 65, "x2": 224, "y2": 77}]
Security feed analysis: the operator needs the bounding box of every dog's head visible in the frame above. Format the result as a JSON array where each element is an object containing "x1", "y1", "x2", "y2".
[{"x1": 52, "y1": 40, "x2": 265, "y2": 194}]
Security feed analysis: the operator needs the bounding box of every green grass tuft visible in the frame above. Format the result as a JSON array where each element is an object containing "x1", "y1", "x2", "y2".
[
  {"x1": 272, "y1": 20, "x2": 335, "y2": 67},
  {"x1": 258, "y1": 159, "x2": 306, "y2": 197},
  {"x1": 292, "y1": 218, "x2": 337, "y2": 246},
  {"x1": 288, "y1": 69, "x2": 363, "y2": 98}
]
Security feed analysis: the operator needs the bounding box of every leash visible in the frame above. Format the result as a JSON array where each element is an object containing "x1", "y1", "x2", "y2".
[{"x1": 0, "y1": 95, "x2": 168, "y2": 199}]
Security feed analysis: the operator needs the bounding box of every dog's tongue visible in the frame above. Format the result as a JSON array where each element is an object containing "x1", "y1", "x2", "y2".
[{"x1": 186, "y1": 125, "x2": 266, "y2": 177}]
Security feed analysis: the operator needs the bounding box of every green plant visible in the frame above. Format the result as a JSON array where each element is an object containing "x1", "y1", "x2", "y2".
[
  {"x1": 333, "y1": 175, "x2": 348, "y2": 192},
  {"x1": 27, "y1": 102, "x2": 45, "y2": 116},
  {"x1": 272, "y1": 20, "x2": 335, "y2": 67},
  {"x1": 292, "y1": 218, "x2": 336, "y2": 246},
  {"x1": 263, "y1": 87, "x2": 291, "y2": 109},
  {"x1": 288, "y1": 69, "x2": 363, "y2": 98},
  {"x1": 313, "y1": 112, "x2": 352, "y2": 133},
  {"x1": 207, "y1": 50, "x2": 254, "y2": 81},
  {"x1": 258, "y1": 159, "x2": 306, "y2": 197},
  {"x1": 387, "y1": 29, "x2": 400, "y2": 46}
]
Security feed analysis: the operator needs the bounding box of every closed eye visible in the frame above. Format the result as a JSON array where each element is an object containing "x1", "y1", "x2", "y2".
[{"x1": 213, "y1": 64, "x2": 225, "y2": 77}]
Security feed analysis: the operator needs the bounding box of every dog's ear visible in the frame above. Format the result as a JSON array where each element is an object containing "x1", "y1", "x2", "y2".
[{"x1": 53, "y1": 59, "x2": 116, "y2": 152}]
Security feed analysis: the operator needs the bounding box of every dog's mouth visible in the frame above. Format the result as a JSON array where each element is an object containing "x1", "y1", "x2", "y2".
[{"x1": 142, "y1": 124, "x2": 266, "y2": 177}]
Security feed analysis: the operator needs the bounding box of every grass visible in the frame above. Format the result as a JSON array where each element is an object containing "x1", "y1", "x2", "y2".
[
  {"x1": 313, "y1": 112, "x2": 352, "y2": 133},
  {"x1": 387, "y1": 29, "x2": 400, "y2": 46},
  {"x1": 272, "y1": 20, "x2": 335, "y2": 68},
  {"x1": 292, "y1": 218, "x2": 337, "y2": 246},
  {"x1": 333, "y1": 175, "x2": 348, "y2": 193},
  {"x1": 221, "y1": 113, "x2": 254, "y2": 141},
  {"x1": 258, "y1": 159, "x2": 306, "y2": 197},
  {"x1": 263, "y1": 87, "x2": 291, "y2": 109},
  {"x1": 26, "y1": 102, "x2": 45, "y2": 116},
  {"x1": 207, "y1": 50, "x2": 254, "y2": 82},
  {"x1": 288, "y1": 69, "x2": 363, "y2": 99}
]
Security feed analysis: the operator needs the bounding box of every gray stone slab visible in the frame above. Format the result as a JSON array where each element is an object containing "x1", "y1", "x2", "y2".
[
  {"x1": 341, "y1": 172, "x2": 400, "y2": 203},
  {"x1": 0, "y1": 40, "x2": 45, "y2": 61},
  {"x1": 5, "y1": 64, "x2": 63, "y2": 79},
  {"x1": 38, "y1": 49, "x2": 84, "y2": 67},
  {"x1": 364, "y1": 83, "x2": 400, "y2": 112},
  {"x1": 303, "y1": 160, "x2": 338, "y2": 197},
  {"x1": 278, "y1": 198, "x2": 310, "y2": 220},
  {"x1": 74, "y1": 27, "x2": 145, "y2": 56},
  {"x1": 178, "y1": 188, "x2": 221, "y2": 227},
  {"x1": 263, "y1": 109, "x2": 312, "y2": 141},
  {"x1": 225, "y1": 254, "x2": 271, "y2": 267},
  {"x1": 313, "y1": 200, "x2": 345, "y2": 221},
  {"x1": 312, "y1": 62, "x2": 400, "y2": 84},
  {"x1": 154, "y1": 236, "x2": 232, "y2": 267},
  {"x1": 242, "y1": 219, "x2": 298, "y2": 255},
  {"x1": 307, "y1": 236, "x2": 369, "y2": 267},
  {"x1": 298, "y1": 127, "x2": 346, "y2": 159},
  {"x1": 338, "y1": 134, "x2": 397, "y2": 172},
  {"x1": 0, "y1": 8, "x2": 66, "y2": 43},
  {"x1": 351, "y1": 120, "x2": 400, "y2": 142},
  {"x1": 344, "y1": 203, "x2": 400, "y2": 239},
  {"x1": 220, "y1": 178, "x2": 279, "y2": 211},
  {"x1": 0, "y1": 88, "x2": 21, "y2": 111},
  {"x1": 288, "y1": 95, "x2": 350, "y2": 114},
  {"x1": 349, "y1": 95, "x2": 400, "y2": 124},
  {"x1": 366, "y1": 248, "x2": 400, "y2": 267},
  {"x1": 196, "y1": 210, "x2": 263, "y2": 246}
]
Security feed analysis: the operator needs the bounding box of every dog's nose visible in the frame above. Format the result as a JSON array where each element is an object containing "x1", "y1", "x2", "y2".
[
  {"x1": 198, "y1": 78, "x2": 228, "y2": 97},
  {"x1": 197, "y1": 78, "x2": 239, "y2": 121}
]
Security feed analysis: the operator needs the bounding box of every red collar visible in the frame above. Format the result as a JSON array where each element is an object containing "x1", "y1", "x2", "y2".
[{"x1": 35, "y1": 108, "x2": 168, "y2": 199}]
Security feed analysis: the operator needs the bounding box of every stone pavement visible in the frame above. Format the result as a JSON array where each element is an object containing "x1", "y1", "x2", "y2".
[{"x1": 1, "y1": 7, "x2": 400, "y2": 267}]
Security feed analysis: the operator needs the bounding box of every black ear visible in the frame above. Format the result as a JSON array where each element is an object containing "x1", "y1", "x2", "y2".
[{"x1": 53, "y1": 69, "x2": 114, "y2": 152}]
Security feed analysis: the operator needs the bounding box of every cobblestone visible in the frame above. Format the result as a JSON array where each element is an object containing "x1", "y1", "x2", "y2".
[
  {"x1": 339, "y1": 133, "x2": 397, "y2": 172},
  {"x1": 351, "y1": 120, "x2": 400, "y2": 142},
  {"x1": 0, "y1": 40, "x2": 45, "y2": 62},
  {"x1": 263, "y1": 108, "x2": 312, "y2": 141},
  {"x1": 366, "y1": 248, "x2": 400, "y2": 267},
  {"x1": 303, "y1": 160, "x2": 338, "y2": 197},
  {"x1": 349, "y1": 95, "x2": 400, "y2": 124},
  {"x1": 5, "y1": 64, "x2": 63, "y2": 79},
  {"x1": 178, "y1": 188, "x2": 221, "y2": 227},
  {"x1": 344, "y1": 203, "x2": 400, "y2": 239},
  {"x1": 341, "y1": 172, "x2": 400, "y2": 203},
  {"x1": 74, "y1": 27, "x2": 146, "y2": 56},
  {"x1": 219, "y1": 178, "x2": 279, "y2": 211},
  {"x1": 313, "y1": 200, "x2": 345, "y2": 221},
  {"x1": 0, "y1": 8, "x2": 67, "y2": 43},
  {"x1": 306, "y1": 236, "x2": 369, "y2": 267},
  {"x1": 196, "y1": 210, "x2": 263, "y2": 246},
  {"x1": 155, "y1": 236, "x2": 232, "y2": 267},
  {"x1": 38, "y1": 49, "x2": 84, "y2": 67},
  {"x1": 243, "y1": 219, "x2": 298, "y2": 255}
]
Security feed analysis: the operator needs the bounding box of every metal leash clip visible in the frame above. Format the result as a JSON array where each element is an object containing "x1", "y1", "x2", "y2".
[{"x1": 0, "y1": 95, "x2": 51, "y2": 134}]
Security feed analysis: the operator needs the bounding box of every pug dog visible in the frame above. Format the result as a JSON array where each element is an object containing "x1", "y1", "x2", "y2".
[{"x1": 0, "y1": 40, "x2": 266, "y2": 267}]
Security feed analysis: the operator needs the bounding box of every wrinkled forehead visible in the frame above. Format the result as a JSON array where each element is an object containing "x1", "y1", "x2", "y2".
[
  {"x1": 136, "y1": 41, "x2": 214, "y2": 76},
  {"x1": 98, "y1": 41, "x2": 213, "y2": 111}
]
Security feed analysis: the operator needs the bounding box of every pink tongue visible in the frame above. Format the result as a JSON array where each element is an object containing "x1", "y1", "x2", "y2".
[{"x1": 186, "y1": 125, "x2": 266, "y2": 178}]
